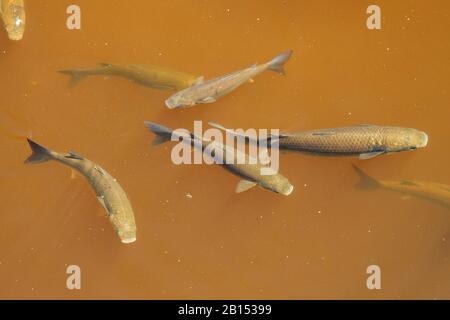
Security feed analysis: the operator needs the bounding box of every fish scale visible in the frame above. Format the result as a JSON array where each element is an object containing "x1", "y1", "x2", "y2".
[{"x1": 278, "y1": 126, "x2": 427, "y2": 156}]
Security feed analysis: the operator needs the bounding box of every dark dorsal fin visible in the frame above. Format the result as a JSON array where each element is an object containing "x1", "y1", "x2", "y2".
[
  {"x1": 65, "y1": 151, "x2": 84, "y2": 160},
  {"x1": 400, "y1": 180, "x2": 417, "y2": 186}
]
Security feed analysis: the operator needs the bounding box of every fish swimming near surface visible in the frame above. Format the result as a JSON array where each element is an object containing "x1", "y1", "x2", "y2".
[
  {"x1": 0, "y1": 0, "x2": 25, "y2": 41},
  {"x1": 144, "y1": 121, "x2": 294, "y2": 196},
  {"x1": 24, "y1": 138, "x2": 137, "y2": 243},
  {"x1": 209, "y1": 123, "x2": 428, "y2": 160},
  {"x1": 59, "y1": 63, "x2": 203, "y2": 90},
  {"x1": 165, "y1": 50, "x2": 293, "y2": 109},
  {"x1": 352, "y1": 165, "x2": 450, "y2": 209}
]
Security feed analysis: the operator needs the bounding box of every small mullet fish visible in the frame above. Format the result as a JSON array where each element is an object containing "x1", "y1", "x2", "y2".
[
  {"x1": 144, "y1": 121, "x2": 294, "y2": 196},
  {"x1": 59, "y1": 63, "x2": 203, "y2": 90},
  {"x1": 0, "y1": 0, "x2": 25, "y2": 41},
  {"x1": 24, "y1": 138, "x2": 137, "y2": 243},
  {"x1": 165, "y1": 50, "x2": 293, "y2": 109},
  {"x1": 353, "y1": 165, "x2": 450, "y2": 209},
  {"x1": 209, "y1": 123, "x2": 428, "y2": 160}
]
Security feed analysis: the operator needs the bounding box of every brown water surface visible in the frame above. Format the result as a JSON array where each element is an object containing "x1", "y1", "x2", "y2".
[{"x1": 0, "y1": 0, "x2": 449, "y2": 299}]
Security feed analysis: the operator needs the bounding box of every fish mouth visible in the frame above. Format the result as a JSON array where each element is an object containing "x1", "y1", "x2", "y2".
[
  {"x1": 119, "y1": 229, "x2": 136, "y2": 244},
  {"x1": 281, "y1": 184, "x2": 294, "y2": 196},
  {"x1": 121, "y1": 237, "x2": 136, "y2": 244},
  {"x1": 419, "y1": 132, "x2": 429, "y2": 148}
]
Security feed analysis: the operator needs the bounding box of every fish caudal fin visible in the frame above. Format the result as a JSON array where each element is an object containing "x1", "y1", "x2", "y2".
[
  {"x1": 267, "y1": 50, "x2": 293, "y2": 75},
  {"x1": 24, "y1": 138, "x2": 53, "y2": 164},
  {"x1": 352, "y1": 165, "x2": 380, "y2": 190},
  {"x1": 144, "y1": 121, "x2": 174, "y2": 146},
  {"x1": 59, "y1": 70, "x2": 87, "y2": 87}
]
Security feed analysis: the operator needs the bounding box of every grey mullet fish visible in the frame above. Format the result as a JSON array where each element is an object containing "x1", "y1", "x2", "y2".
[
  {"x1": 165, "y1": 50, "x2": 293, "y2": 109},
  {"x1": 24, "y1": 138, "x2": 137, "y2": 243},
  {"x1": 144, "y1": 121, "x2": 294, "y2": 195}
]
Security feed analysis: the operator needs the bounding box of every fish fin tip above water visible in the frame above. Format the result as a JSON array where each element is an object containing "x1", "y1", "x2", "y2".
[
  {"x1": 235, "y1": 180, "x2": 258, "y2": 193},
  {"x1": 352, "y1": 164, "x2": 380, "y2": 190},
  {"x1": 24, "y1": 138, "x2": 52, "y2": 164},
  {"x1": 267, "y1": 49, "x2": 293, "y2": 75},
  {"x1": 59, "y1": 69, "x2": 87, "y2": 87},
  {"x1": 193, "y1": 76, "x2": 204, "y2": 85},
  {"x1": 359, "y1": 151, "x2": 385, "y2": 160}
]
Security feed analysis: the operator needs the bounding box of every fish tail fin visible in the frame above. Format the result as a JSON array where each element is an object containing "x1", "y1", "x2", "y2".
[
  {"x1": 267, "y1": 49, "x2": 293, "y2": 75},
  {"x1": 144, "y1": 121, "x2": 174, "y2": 146},
  {"x1": 352, "y1": 165, "x2": 380, "y2": 190},
  {"x1": 59, "y1": 69, "x2": 87, "y2": 87},
  {"x1": 24, "y1": 138, "x2": 53, "y2": 164}
]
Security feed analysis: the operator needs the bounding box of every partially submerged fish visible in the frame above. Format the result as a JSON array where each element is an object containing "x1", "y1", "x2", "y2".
[
  {"x1": 59, "y1": 63, "x2": 202, "y2": 90},
  {"x1": 165, "y1": 50, "x2": 293, "y2": 109},
  {"x1": 0, "y1": 0, "x2": 25, "y2": 41},
  {"x1": 209, "y1": 123, "x2": 428, "y2": 160},
  {"x1": 353, "y1": 165, "x2": 450, "y2": 209},
  {"x1": 144, "y1": 121, "x2": 294, "y2": 195},
  {"x1": 24, "y1": 138, "x2": 137, "y2": 243}
]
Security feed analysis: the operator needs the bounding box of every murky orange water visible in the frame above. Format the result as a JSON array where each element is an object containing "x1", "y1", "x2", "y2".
[{"x1": 1, "y1": 0, "x2": 449, "y2": 299}]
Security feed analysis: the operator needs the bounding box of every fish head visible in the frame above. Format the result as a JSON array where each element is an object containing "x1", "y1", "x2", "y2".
[
  {"x1": 2, "y1": 3, "x2": 25, "y2": 41},
  {"x1": 165, "y1": 90, "x2": 194, "y2": 109},
  {"x1": 117, "y1": 226, "x2": 136, "y2": 244},
  {"x1": 264, "y1": 174, "x2": 294, "y2": 196},
  {"x1": 386, "y1": 128, "x2": 428, "y2": 152}
]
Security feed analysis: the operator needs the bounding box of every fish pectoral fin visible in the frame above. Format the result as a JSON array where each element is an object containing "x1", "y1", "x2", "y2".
[
  {"x1": 359, "y1": 151, "x2": 385, "y2": 160},
  {"x1": 65, "y1": 151, "x2": 84, "y2": 160},
  {"x1": 199, "y1": 96, "x2": 216, "y2": 104},
  {"x1": 193, "y1": 76, "x2": 204, "y2": 85},
  {"x1": 236, "y1": 180, "x2": 258, "y2": 193},
  {"x1": 96, "y1": 196, "x2": 109, "y2": 214}
]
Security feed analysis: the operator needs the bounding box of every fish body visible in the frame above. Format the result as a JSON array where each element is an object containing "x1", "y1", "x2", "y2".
[
  {"x1": 24, "y1": 139, "x2": 137, "y2": 243},
  {"x1": 165, "y1": 50, "x2": 293, "y2": 109},
  {"x1": 353, "y1": 165, "x2": 450, "y2": 208},
  {"x1": 60, "y1": 63, "x2": 201, "y2": 90},
  {"x1": 144, "y1": 121, "x2": 293, "y2": 196},
  {"x1": 0, "y1": 0, "x2": 25, "y2": 41},
  {"x1": 209, "y1": 123, "x2": 428, "y2": 159}
]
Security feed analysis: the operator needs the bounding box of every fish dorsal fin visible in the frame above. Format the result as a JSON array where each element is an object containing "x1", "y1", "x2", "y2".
[
  {"x1": 193, "y1": 76, "x2": 204, "y2": 85},
  {"x1": 99, "y1": 63, "x2": 112, "y2": 67},
  {"x1": 236, "y1": 180, "x2": 258, "y2": 193},
  {"x1": 359, "y1": 151, "x2": 385, "y2": 160},
  {"x1": 312, "y1": 131, "x2": 336, "y2": 136},
  {"x1": 400, "y1": 180, "x2": 417, "y2": 186},
  {"x1": 65, "y1": 151, "x2": 84, "y2": 160}
]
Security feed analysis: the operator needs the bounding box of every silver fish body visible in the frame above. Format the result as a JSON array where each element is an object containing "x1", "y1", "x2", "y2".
[
  {"x1": 144, "y1": 122, "x2": 293, "y2": 196},
  {"x1": 25, "y1": 139, "x2": 137, "y2": 243},
  {"x1": 0, "y1": 0, "x2": 25, "y2": 41},
  {"x1": 165, "y1": 50, "x2": 293, "y2": 109}
]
